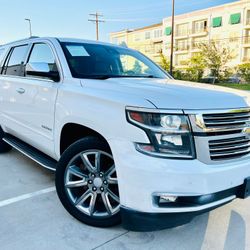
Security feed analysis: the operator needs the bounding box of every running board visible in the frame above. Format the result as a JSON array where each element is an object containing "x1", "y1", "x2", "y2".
[{"x1": 3, "y1": 134, "x2": 57, "y2": 171}]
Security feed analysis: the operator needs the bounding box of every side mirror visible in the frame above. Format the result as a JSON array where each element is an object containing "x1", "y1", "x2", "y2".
[{"x1": 25, "y1": 62, "x2": 60, "y2": 82}]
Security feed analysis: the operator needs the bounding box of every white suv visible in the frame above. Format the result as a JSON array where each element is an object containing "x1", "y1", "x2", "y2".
[{"x1": 0, "y1": 37, "x2": 250, "y2": 231}]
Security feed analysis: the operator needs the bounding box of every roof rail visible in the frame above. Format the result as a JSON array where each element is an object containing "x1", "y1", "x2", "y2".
[{"x1": 3, "y1": 36, "x2": 40, "y2": 46}]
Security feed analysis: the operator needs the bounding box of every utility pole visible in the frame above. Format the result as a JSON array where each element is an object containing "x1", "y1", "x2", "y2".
[
  {"x1": 88, "y1": 12, "x2": 105, "y2": 41},
  {"x1": 25, "y1": 18, "x2": 32, "y2": 37},
  {"x1": 170, "y1": 0, "x2": 175, "y2": 76}
]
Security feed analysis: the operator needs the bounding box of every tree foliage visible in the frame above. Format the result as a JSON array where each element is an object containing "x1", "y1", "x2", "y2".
[
  {"x1": 198, "y1": 41, "x2": 235, "y2": 81},
  {"x1": 159, "y1": 52, "x2": 170, "y2": 72},
  {"x1": 238, "y1": 63, "x2": 250, "y2": 83},
  {"x1": 186, "y1": 54, "x2": 206, "y2": 81}
]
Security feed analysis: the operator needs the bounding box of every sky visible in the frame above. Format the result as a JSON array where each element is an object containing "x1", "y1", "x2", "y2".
[{"x1": 0, "y1": 0, "x2": 236, "y2": 44}]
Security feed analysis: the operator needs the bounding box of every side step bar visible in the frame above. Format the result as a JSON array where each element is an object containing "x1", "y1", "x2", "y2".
[{"x1": 3, "y1": 134, "x2": 57, "y2": 171}]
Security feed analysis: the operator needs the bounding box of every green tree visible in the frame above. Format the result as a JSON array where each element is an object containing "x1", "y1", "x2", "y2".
[
  {"x1": 159, "y1": 52, "x2": 170, "y2": 72},
  {"x1": 198, "y1": 41, "x2": 234, "y2": 81},
  {"x1": 186, "y1": 53, "x2": 206, "y2": 82},
  {"x1": 238, "y1": 63, "x2": 250, "y2": 83},
  {"x1": 132, "y1": 61, "x2": 142, "y2": 74}
]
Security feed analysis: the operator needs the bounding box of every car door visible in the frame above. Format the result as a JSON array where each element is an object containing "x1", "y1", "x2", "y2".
[{"x1": 1, "y1": 42, "x2": 61, "y2": 158}]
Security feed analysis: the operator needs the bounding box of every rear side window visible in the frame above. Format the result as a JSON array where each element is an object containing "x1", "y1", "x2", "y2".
[
  {"x1": 4, "y1": 45, "x2": 29, "y2": 76},
  {"x1": 0, "y1": 48, "x2": 6, "y2": 74}
]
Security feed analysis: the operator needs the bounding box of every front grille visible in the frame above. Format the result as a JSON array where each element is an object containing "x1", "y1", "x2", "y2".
[
  {"x1": 209, "y1": 136, "x2": 250, "y2": 161},
  {"x1": 188, "y1": 108, "x2": 250, "y2": 163},
  {"x1": 203, "y1": 111, "x2": 250, "y2": 130}
]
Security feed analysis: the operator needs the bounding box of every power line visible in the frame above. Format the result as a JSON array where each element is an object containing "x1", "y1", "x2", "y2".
[{"x1": 88, "y1": 12, "x2": 105, "y2": 41}]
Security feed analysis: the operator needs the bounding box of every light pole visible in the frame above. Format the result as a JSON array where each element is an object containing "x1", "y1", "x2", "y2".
[
  {"x1": 25, "y1": 18, "x2": 32, "y2": 37},
  {"x1": 170, "y1": 0, "x2": 175, "y2": 76}
]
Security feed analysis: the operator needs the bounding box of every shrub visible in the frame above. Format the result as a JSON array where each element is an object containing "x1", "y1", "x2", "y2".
[{"x1": 238, "y1": 63, "x2": 250, "y2": 83}]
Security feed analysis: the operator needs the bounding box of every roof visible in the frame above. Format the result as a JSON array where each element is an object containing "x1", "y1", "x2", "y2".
[{"x1": 1, "y1": 36, "x2": 124, "y2": 48}]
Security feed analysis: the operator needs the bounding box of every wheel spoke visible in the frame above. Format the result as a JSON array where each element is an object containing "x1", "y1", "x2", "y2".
[
  {"x1": 89, "y1": 192, "x2": 97, "y2": 216},
  {"x1": 68, "y1": 165, "x2": 87, "y2": 179},
  {"x1": 95, "y1": 152, "x2": 101, "y2": 172},
  {"x1": 107, "y1": 189, "x2": 120, "y2": 203},
  {"x1": 81, "y1": 153, "x2": 96, "y2": 173},
  {"x1": 65, "y1": 179, "x2": 88, "y2": 188},
  {"x1": 105, "y1": 165, "x2": 117, "y2": 184},
  {"x1": 75, "y1": 189, "x2": 92, "y2": 206},
  {"x1": 101, "y1": 192, "x2": 113, "y2": 215}
]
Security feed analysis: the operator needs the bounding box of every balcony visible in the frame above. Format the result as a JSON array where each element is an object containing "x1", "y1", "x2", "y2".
[
  {"x1": 175, "y1": 44, "x2": 189, "y2": 54},
  {"x1": 175, "y1": 30, "x2": 189, "y2": 39},
  {"x1": 244, "y1": 17, "x2": 250, "y2": 28},
  {"x1": 190, "y1": 28, "x2": 208, "y2": 37}
]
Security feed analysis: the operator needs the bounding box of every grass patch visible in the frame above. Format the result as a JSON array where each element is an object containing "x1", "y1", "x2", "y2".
[{"x1": 216, "y1": 83, "x2": 250, "y2": 91}]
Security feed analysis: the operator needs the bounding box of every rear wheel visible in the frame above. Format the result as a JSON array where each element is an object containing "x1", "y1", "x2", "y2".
[
  {"x1": 0, "y1": 127, "x2": 12, "y2": 153},
  {"x1": 56, "y1": 137, "x2": 121, "y2": 227}
]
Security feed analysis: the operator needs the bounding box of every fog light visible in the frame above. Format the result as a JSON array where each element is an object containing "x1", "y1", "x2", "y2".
[{"x1": 159, "y1": 195, "x2": 178, "y2": 203}]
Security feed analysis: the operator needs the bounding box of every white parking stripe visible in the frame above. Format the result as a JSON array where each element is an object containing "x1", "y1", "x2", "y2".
[{"x1": 0, "y1": 187, "x2": 56, "y2": 208}]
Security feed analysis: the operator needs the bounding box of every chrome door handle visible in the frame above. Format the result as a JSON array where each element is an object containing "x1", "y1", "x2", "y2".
[{"x1": 16, "y1": 88, "x2": 25, "y2": 94}]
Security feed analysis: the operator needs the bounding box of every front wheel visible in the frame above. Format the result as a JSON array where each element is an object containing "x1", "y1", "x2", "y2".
[{"x1": 56, "y1": 137, "x2": 121, "y2": 228}]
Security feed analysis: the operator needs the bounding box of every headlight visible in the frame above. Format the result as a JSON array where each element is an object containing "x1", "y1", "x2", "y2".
[{"x1": 126, "y1": 108, "x2": 195, "y2": 159}]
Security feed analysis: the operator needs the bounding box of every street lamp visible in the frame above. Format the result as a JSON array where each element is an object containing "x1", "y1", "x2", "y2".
[
  {"x1": 170, "y1": 0, "x2": 175, "y2": 76},
  {"x1": 25, "y1": 18, "x2": 32, "y2": 37}
]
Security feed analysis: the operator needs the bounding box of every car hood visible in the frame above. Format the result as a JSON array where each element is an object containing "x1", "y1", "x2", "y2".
[{"x1": 81, "y1": 78, "x2": 250, "y2": 110}]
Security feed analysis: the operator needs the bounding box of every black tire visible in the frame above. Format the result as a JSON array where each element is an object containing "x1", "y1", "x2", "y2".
[
  {"x1": 56, "y1": 136, "x2": 121, "y2": 228},
  {"x1": 0, "y1": 127, "x2": 12, "y2": 153}
]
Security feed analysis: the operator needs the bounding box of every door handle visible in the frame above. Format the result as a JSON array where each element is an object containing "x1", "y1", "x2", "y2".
[{"x1": 16, "y1": 88, "x2": 25, "y2": 94}]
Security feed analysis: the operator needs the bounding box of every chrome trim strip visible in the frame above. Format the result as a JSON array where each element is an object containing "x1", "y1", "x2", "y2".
[
  {"x1": 184, "y1": 107, "x2": 250, "y2": 115},
  {"x1": 151, "y1": 195, "x2": 236, "y2": 213},
  {"x1": 126, "y1": 106, "x2": 184, "y2": 114},
  {"x1": 3, "y1": 138, "x2": 56, "y2": 172}
]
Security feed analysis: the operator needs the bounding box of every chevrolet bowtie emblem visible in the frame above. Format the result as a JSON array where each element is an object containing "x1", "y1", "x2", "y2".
[{"x1": 243, "y1": 127, "x2": 250, "y2": 134}]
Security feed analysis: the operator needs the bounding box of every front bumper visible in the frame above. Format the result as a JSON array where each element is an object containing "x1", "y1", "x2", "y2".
[
  {"x1": 108, "y1": 139, "x2": 250, "y2": 230},
  {"x1": 121, "y1": 180, "x2": 250, "y2": 231}
]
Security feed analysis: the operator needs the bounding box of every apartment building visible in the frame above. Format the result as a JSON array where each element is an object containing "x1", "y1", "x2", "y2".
[
  {"x1": 110, "y1": 23, "x2": 163, "y2": 63},
  {"x1": 163, "y1": 0, "x2": 250, "y2": 68}
]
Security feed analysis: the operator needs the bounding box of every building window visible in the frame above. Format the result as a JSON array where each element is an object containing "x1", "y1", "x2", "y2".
[
  {"x1": 192, "y1": 37, "x2": 206, "y2": 49},
  {"x1": 165, "y1": 27, "x2": 172, "y2": 36},
  {"x1": 212, "y1": 17, "x2": 222, "y2": 28},
  {"x1": 245, "y1": 30, "x2": 250, "y2": 44},
  {"x1": 175, "y1": 54, "x2": 189, "y2": 66},
  {"x1": 193, "y1": 20, "x2": 207, "y2": 33},
  {"x1": 230, "y1": 13, "x2": 241, "y2": 25},
  {"x1": 176, "y1": 39, "x2": 188, "y2": 51},
  {"x1": 176, "y1": 23, "x2": 188, "y2": 36},
  {"x1": 145, "y1": 31, "x2": 151, "y2": 40},
  {"x1": 243, "y1": 48, "x2": 250, "y2": 61},
  {"x1": 154, "y1": 29, "x2": 162, "y2": 39}
]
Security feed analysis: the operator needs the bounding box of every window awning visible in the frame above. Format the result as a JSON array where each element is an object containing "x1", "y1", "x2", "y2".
[
  {"x1": 230, "y1": 13, "x2": 241, "y2": 25},
  {"x1": 165, "y1": 27, "x2": 172, "y2": 36},
  {"x1": 212, "y1": 17, "x2": 222, "y2": 27}
]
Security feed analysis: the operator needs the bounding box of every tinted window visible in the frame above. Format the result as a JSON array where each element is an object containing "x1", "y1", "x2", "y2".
[
  {"x1": 5, "y1": 45, "x2": 29, "y2": 76},
  {"x1": 28, "y1": 43, "x2": 58, "y2": 73},
  {"x1": 61, "y1": 42, "x2": 168, "y2": 79}
]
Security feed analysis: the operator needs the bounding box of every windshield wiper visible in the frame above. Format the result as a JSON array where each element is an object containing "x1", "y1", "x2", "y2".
[{"x1": 81, "y1": 75, "x2": 160, "y2": 80}]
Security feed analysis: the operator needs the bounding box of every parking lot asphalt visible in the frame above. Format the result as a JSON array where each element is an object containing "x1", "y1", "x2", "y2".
[{"x1": 0, "y1": 149, "x2": 250, "y2": 250}]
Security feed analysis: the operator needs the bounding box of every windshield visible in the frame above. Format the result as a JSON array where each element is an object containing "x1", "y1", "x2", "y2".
[{"x1": 60, "y1": 42, "x2": 170, "y2": 79}]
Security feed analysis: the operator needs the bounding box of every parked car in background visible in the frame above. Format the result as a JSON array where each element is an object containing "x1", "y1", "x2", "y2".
[
  {"x1": 226, "y1": 75, "x2": 242, "y2": 84},
  {"x1": 0, "y1": 37, "x2": 250, "y2": 232}
]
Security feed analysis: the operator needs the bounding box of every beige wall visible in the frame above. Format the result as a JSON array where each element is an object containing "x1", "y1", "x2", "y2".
[
  {"x1": 110, "y1": 24, "x2": 163, "y2": 64},
  {"x1": 163, "y1": 0, "x2": 250, "y2": 69}
]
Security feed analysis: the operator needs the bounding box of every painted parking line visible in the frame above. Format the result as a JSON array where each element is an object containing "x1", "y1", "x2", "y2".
[{"x1": 0, "y1": 186, "x2": 56, "y2": 208}]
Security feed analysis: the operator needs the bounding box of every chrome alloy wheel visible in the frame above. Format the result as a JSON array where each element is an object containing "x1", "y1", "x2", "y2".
[{"x1": 64, "y1": 150, "x2": 120, "y2": 218}]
